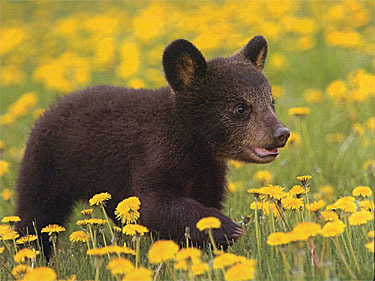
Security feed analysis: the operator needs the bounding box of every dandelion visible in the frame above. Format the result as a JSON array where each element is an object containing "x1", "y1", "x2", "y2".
[
  {"x1": 0, "y1": 160, "x2": 10, "y2": 177},
  {"x1": 248, "y1": 188, "x2": 262, "y2": 198},
  {"x1": 213, "y1": 253, "x2": 241, "y2": 269},
  {"x1": 122, "y1": 267, "x2": 153, "y2": 281},
  {"x1": 89, "y1": 192, "x2": 111, "y2": 206},
  {"x1": 22, "y1": 267, "x2": 56, "y2": 281},
  {"x1": 12, "y1": 264, "x2": 31, "y2": 278},
  {"x1": 225, "y1": 259, "x2": 256, "y2": 281},
  {"x1": 16, "y1": 235, "x2": 38, "y2": 244},
  {"x1": 191, "y1": 261, "x2": 209, "y2": 276},
  {"x1": 14, "y1": 248, "x2": 39, "y2": 263},
  {"x1": 296, "y1": 175, "x2": 312, "y2": 185},
  {"x1": 0, "y1": 247, "x2": 4, "y2": 254},
  {"x1": 123, "y1": 224, "x2": 149, "y2": 236},
  {"x1": 321, "y1": 220, "x2": 346, "y2": 237},
  {"x1": 115, "y1": 196, "x2": 141, "y2": 224},
  {"x1": 286, "y1": 131, "x2": 301, "y2": 146},
  {"x1": 266, "y1": 232, "x2": 292, "y2": 246},
  {"x1": 0, "y1": 188, "x2": 14, "y2": 201},
  {"x1": 290, "y1": 222, "x2": 321, "y2": 241},
  {"x1": 363, "y1": 159, "x2": 374, "y2": 173},
  {"x1": 80, "y1": 208, "x2": 94, "y2": 217},
  {"x1": 196, "y1": 217, "x2": 221, "y2": 231},
  {"x1": 348, "y1": 210, "x2": 373, "y2": 226},
  {"x1": 1, "y1": 216, "x2": 21, "y2": 224},
  {"x1": 289, "y1": 185, "x2": 309, "y2": 196},
  {"x1": 87, "y1": 247, "x2": 107, "y2": 256},
  {"x1": 259, "y1": 185, "x2": 287, "y2": 201},
  {"x1": 306, "y1": 200, "x2": 326, "y2": 212},
  {"x1": 281, "y1": 196, "x2": 304, "y2": 210},
  {"x1": 228, "y1": 160, "x2": 243, "y2": 169},
  {"x1": 107, "y1": 257, "x2": 134, "y2": 275},
  {"x1": 175, "y1": 247, "x2": 201, "y2": 262},
  {"x1": 303, "y1": 88, "x2": 322, "y2": 103},
  {"x1": 333, "y1": 196, "x2": 357, "y2": 213},
  {"x1": 254, "y1": 170, "x2": 272, "y2": 183},
  {"x1": 368, "y1": 231, "x2": 375, "y2": 239},
  {"x1": 321, "y1": 210, "x2": 339, "y2": 222},
  {"x1": 69, "y1": 231, "x2": 90, "y2": 243},
  {"x1": 148, "y1": 240, "x2": 179, "y2": 264},
  {"x1": 41, "y1": 224, "x2": 65, "y2": 235},
  {"x1": 326, "y1": 133, "x2": 345, "y2": 143},
  {"x1": 352, "y1": 123, "x2": 365, "y2": 136},
  {"x1": 352, "y1": 186, "x2": 372, "y2": 197},
  {"x1": 288, "y1": 107, "x2": 310, "y2": 117},
  {"x1": 365, "y1": 240, "x2": 374, "y2": 253}
]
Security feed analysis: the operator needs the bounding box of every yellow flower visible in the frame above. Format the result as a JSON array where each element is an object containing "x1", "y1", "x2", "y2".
[
  {"x1": 326, "y1": 133, "x2": 345, "y2": 143},
  {"x1": 148, "y1": 240, "x2": 179, "y2": 264},
  {"x1": 281, "y1": 196, "x2": 304, "y2": 210},
  {"x1": 348, "y1": 210, "x2": 373, "y2": 226},
  {"x1": 69, "y1": 231, "x2": 90, "y2": 243},
  {"x1": 306, "y1": 200, "x2": 326, "y2": 212},
  {"x1": 115, "y1": 196, "x2": 141, "y2": 224},
  {"x1": 320, "y1": 210, "x2": 339, "y2": 222},
  {"x1": 16, "y1": 235, "x2": 38, "y2": 244},
  {"x1": 89, "y1": 192, "x2": 112, "y2": 206},
  {"x1": 321, "y1": 220, "x2": 346, "y2": 237},
  {"x1": 0, "y1": 247, "x2": 4, "y2": 254},
  {"x1": 272, "y1": 85, "x2": 284, "y2": 98},
  {"x1": 7, "y1": 92, "x2": 37, "y2": 119},
  {"x1": 288, "y1": 107, "x2": 311, "y2": 117},
  {"x1": 333, "y1": 196, "x2": 357, "y2": 213},
  {"x1": 191, "y1": 261, "x2": 209, "y2": 276},
  {"x1": 14, "y1": 248, "x2": 39, "y2": 263},
  {"x1": 213, "y1": 253, "x2": 242, "y2": 269},
  {"x1": 0, "y1": 160, "x2": 10, "y2": 177},
  {"x1": 12, "y1": 264, "x2": 31, "y2": 278},
  {"x1": 87, "y1": 247, "x2": 107, "y2": 256},
  {"x1": 248, "y1": 188, "x2": 262, "y2": 197},
  {"x1": 360, "y1": 200, "x2": 374, "y2": 212},
  {"x1": 365, "y1": 240, "x2": 374, "y2": 253},
  {"x1": 80, "y1": 208, "x2": 93, "y2": 217},
  {"x1": 122, "y1": 267, "x2": 153, "y2": 281},
  {"x1": 267, "y1": 232, "x2": 292, "y2": 246},
  {"x1": 196, "y1": 217, "x2": 221, "y2": 231},
  {"x1": 363, "y1": 160, "x2": 374, "y2": 172},
  {"x1": 296, "y1": 175, "x2": 312, "y2": 185},
  {"x1": 1, "y1": 216, "x2": 21, "y2": 223},
  {"x1": 32, "y1": 108, "x2": 45, "y2": 120},
  {"x1": 117, "y1": 42, "x2": 140, "y2": 79},
  {"x1": 22, "y1": 267, "x2": 56, "y2": 281},
  {"x1": 224, "y1": 259, "x2": 256, "y2": 281},
  {"x1": 286, "y1": 131, "x2": 301, "y2": 147},
  {"x1": 77, "y1": 218, "x2": 107, "y2": 226},
  {"x1": 107, "y1": 257, "x2": 134, "y2": 275},
  {"x1": 176, "y1": 247, "x2": 201, "y2": 262},
  {"x1": 289, "y1": 185, "x2": 309, "y2": 196},
  {"x1": 0, "y1": 188, "x2": 14, "y2": 201},
  {"x1": 228, "y1": 160, "x2": 243, "y2": 169},
  {"x1": 122, "y1": 224, "x2": 149, "y2": 236},
  {"x1": 0, "y1": 228, "x2": 19, "y2": 240},
  {"x1": 366, "y1": 117, "x2": 375, "y2": 132},
  {"x1": 326, "y1": 80, "x2": 349, "y2": 102},
  {"x1": 259, "y1": 185, "x2": 287, "y2": 201},
  {"x1": 41, "y1": 224, "x2": 66, "y2": 235},
  {"x1": 290, "y1": 222, "x2": 321, "y2": 241},
  {"x1": 368, "y1": 230, "x2": 375, "y2": 239},
  {"x1": 303, "y1": 89, "x2": 323, "y2": 103},
  {"x1": 254, "y1": 170, "x2": 272, "y2": 184},
  {"x1": 352, "y1": 186, "x2": 372, "y2": 197},
  {"x1": 269, "y1": 52, "x2": 287, "y2": 71},
  {"x1": 100, "y1": 244, "x2": 136, "y2": 256}
]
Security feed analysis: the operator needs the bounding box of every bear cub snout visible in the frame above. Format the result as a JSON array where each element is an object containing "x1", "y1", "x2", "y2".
[{"x1": 16, "y1": 35, "x2": 288, "y2": 259}]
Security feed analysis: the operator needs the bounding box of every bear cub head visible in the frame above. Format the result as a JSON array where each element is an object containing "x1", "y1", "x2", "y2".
[{"x1": 162, "y1": 36, "x2": 289, "y2": 164}]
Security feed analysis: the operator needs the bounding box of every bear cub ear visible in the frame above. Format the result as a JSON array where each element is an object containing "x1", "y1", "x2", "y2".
[
  {"x1": 234, "y1": 35, "x2": 268, "y2": 71},
  {"x1": 163, "y1": 39, "x2": 207, "y2": 92}
]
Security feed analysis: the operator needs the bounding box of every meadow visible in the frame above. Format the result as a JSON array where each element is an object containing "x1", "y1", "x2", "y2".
[{"x1": 0, "y1": 0, "x2": 374, "y2": 280}]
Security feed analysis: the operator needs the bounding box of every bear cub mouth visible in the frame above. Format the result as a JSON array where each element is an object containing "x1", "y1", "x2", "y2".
[{"x1": 251, "y1": 146, "x2": 279, "y2": 158}]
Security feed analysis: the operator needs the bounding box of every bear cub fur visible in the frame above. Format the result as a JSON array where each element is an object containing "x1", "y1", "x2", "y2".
[{"x1": 16, "y1": 36, "x2": 289, "y2": 259}]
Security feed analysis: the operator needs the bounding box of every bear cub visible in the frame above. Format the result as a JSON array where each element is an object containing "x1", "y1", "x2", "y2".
[{"x1": 16, "y1": 36, "x2": 289, "y2": 259}]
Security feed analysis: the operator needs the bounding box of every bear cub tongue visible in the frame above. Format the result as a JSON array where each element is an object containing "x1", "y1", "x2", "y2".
[{"x1": 253, "y1": 147, "x2": 279, "y2": 157}]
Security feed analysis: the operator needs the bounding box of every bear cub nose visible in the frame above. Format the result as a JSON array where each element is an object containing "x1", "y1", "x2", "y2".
[{"x1": 273, "y1": 127, "x2": 290, "y2": 147}]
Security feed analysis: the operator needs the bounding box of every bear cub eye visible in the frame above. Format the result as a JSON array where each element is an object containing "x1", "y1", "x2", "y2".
[{"x1": 234, "y1": 103, "x2": 251, "y2": 120}]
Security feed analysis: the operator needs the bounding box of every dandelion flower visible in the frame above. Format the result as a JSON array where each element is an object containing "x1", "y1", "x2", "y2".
[
  {"x1": 87, "y1": 247, "x2": 107, "y2": 256},
  {"x1": 254, "y1": 170, "x2": 272, "y2": 183},
  {"x1": 0, "y1": 188, "x2": 14, "y2": 201},
  {"x1": 69, "y1": 231, "x2": 90, "y2": 243},
  {"x1": 80, "y1": 208, "x2": 93, "y2": 217},
  {"x1": 122, "y1": 267, "x2": 153, "y2": 281},
  {"x1": 359, "y1": 200, "x2": 374, "y2": 211},
  {"x1": 321, "y1": 220, "x2": 346, "y2": 237},
  {"x1": 290, "y1": 222, "x2": 321, "y2": 241},
  {"x1": 213, "y1": 253, "x2": 240, "y2": 269},
  {"x1": 296, "y1": 175, "x2": 312, "y2": 185},
  {"x1": 0, "y1": 247, "x2": 4, "y2": 254},
  {"x1": 286, "y1": 131, "x2": 301, "y2": 146},
  {"x1": 348, "y1": 210, "x2": 373, "y2": 226},
  {"x1": 100, "y1": 244, "x2": 136, "y2": 255},
  {"x1": 176, "y1": 247, "x2": 201, "y2": 262},
  {"x1": 0, "y1": 160, "x2": 10, "y2": 177},
  {"x1": 41, "y1": 224, "x2": 65, "y2": 235},
  {"x1": 266, "y1": 232, "x2": 292, "y2": 246},
  {"x1": 22, "y1": 267, "x2": 56, "y2": 281},
  {"x1": 12, "y1": 264, "x2": 31, "y2": 278},
  {"x1": 148, "y1": 240, "x2": 179, "y2": 264},
  {"x1": 1, "y1": 216, "x2": 21, "y2": 223},
  {"x1": 289, "y1": 185, "x2": 309, "y2": 196},
  {"x1": 224, "y1": 259, "x2": 256, "y2": 281},
  {"x1": 192, "y1": 261, "x2": 209, "y2": 276},
  {"x1": 333, "y1": 196, "x2": 357, "y2": 213},
  {"x1": 196, "y1": 217, "x2": 221, "y2": 231},
  {"x1": 89, "y1": 192, "x2": 111, "y2": 206},
  {"x1": 115, "y1": 196, "x2": 141, "y2": 224},
  {"x1": 321, "y1": 210, "x2": 339, "y2": 222},
  {"x1": 368, "y1": 230, "x2": 375, "y2": 239},
  {"x1": 288, "y1": 107, "x2": 311, "y2": 117},
  {"x1": 16, "y1": 235, "x2": 38, "y2": 244},
  {"x1": 259, "y1": 185, "x2": 286, "y2": 200},
  {"x1": 281, "y1": 196, "x2": 304, "y2": 210},
  {"x1": 107, "y1": 257, "x2": 134, "y2": 275},
  {"x1": 122, "y1": 224, "x2": 149, "y2": 236},
  {"x1": 14, "y1": 248, "x2": 39, "y2": 263},
  {"x1": 306, "y1": 200, "x2": 326, "y2": 212},
  {"x1": 352, "y1": 186, "x2": 372, "y2": 198},
  {"x1": 365, "y1": 240, "x2": 374, "y2": 253},
  {"x1": 247, "y1": 188, "x2": 262, "y2": 197}
]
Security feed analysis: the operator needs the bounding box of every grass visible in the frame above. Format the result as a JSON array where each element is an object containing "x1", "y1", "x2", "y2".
[{"x1": 1, "y1": 0, "x2": 374, "y2": 280}]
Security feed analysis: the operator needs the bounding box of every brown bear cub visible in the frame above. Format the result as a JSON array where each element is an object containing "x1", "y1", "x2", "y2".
[{"x1": 16, "y1": 36, "x2": 289, "y2": 259}]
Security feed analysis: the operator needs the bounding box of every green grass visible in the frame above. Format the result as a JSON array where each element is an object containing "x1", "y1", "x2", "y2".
[{"x1": 1, "y1": 1, "x2": 374, "y2": 280}]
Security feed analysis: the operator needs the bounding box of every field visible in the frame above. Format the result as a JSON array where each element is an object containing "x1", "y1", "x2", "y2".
[{"x1": 0, "y1": 0, "x2": 374, "y2": 280}]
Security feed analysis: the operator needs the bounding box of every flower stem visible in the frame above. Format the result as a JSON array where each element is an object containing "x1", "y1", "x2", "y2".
[
  {"x1": 346, "y1": 226, "x2": 360, "y2": 273},
  {"x1": 135, "y1": 236, "x2": 141, "y2": 268},
  {"x1": 254, "y1": 198, "x2": 262, "y2": 262},
  {"x1": 207, "y1": 229, "x2": 218, "y2": 252},
  {"x1": 101, "y1": 205, "x2": 116, "y2": 245},
  {"x1": 279, "y1": 247, "x2": 291, "y2": 281},
  {"x1": 51, "y1": 235, "x2": 60, "y2": 279},
  {"x1": 165, "y1": 261, "x2": 177, "y2": 281},
  {"x1": 333, "y1": 237, "x2": 356, "y2": 279}
]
